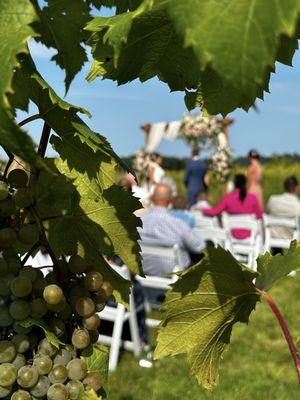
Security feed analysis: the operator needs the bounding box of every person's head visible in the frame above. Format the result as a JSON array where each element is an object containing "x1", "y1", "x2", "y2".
[
  {"x1": 151, "y1": 183, "x2": 172, "y2": 207},
  {"x1": 284, "y1": 176, "x2": 299, "y2": 194},
  {"x1": 191, "y1": 147, "x2": 200, "y2": 158},
  {"x1": 248, "y1": 149, "x2": 260, "y2": 162},
  {"x1": 172, "y1": 195, "x2": 187, "y2": 210},
  {"x1": 196, "y1": 191, "x2": 208, "y2": 201},
  {"x1": 234, "y1": 174, "x2": 247, "y2": 202},
  {"x1": 152, "y1": 153, "x2": 163, "y2": 165}
]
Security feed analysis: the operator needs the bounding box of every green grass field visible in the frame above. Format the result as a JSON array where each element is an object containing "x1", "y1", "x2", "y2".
[{"x1": 107, "y1": 275, "x2": 300, "y2": 399}]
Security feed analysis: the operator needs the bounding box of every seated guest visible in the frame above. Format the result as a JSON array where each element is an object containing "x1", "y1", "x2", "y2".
[
  {"x1": 138, "y1": 184, "x2": 204, "y2": 276},
  {"x1": 191, "y1": 190, "x2": 211, "y2": 210},
  {"x1": 202, "y1": 174, "x2": 262, "y2": 239},
  {"x1": 171, "y1": 195, "x2": 195, "y2": 228},
  {"x1": 267, "y1": 176, "x2": 300, "y2": 239}
]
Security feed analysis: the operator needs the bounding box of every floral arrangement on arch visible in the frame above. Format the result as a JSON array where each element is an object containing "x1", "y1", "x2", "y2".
[
  {"x1": 133, "y1": 149, "x2": 151, "y2": 182},
  {"x1": 211, "y1": 146, "x2": 233, "y2": 183}
]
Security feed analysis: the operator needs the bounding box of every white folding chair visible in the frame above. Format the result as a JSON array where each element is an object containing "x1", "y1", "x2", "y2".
[
  {"x1": 193, "y1": 227, "x2": 230, "y2": 249},
  {"x1": 263, "y1": 214, "x2": 299, "y2": 252},
  {"x1": 187, "y1": 210, "x2": 219, "y2": 228},
  {"x1": 97, "y1": 265, "x2": 142, "y2": 371},
  {"x1": 23, "y1": 251, "x2": 53, "y2": 276}
]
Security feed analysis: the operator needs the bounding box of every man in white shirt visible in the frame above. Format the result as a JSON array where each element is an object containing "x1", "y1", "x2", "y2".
[{"x1": 267, "y1": 176, "x2": 300, "y2": 239}]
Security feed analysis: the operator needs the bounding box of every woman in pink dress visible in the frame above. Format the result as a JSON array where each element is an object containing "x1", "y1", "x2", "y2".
[
  {"x1": 247, "y1": 149, "x2": 263, "y2": 209},
  {"x1": 202, "y1": 174, "x2": 262, "y2": 239}
]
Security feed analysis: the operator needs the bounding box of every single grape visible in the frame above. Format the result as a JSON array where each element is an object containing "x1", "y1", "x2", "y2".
[
  {"x1": 32, "y1": 277, "x2": 47, "y2": 297},
  {"x1": 68, "y1": 255, "x2": 88, "y2": 274},
  {"x1": 0, "y1": 182, "x2": 9, "y2": 201},
  {"x1": 9, "y1": 299, "x2": 31, "y2": 320},
  {"x1": 66, "y1": 358, "x2": 87, "y2": 381},
  {"x1": 97, "y1": 281, "x2": 113, "y2": 300},
  {"x1": 30, "y1": 298, "x2": 48, "y2": 318},
  {"x1": 17, "y1": 366, "x2": 39, "y2": 388},
  {"x1": 66, "y1": 380, "x2": 83, "y2": 400},
  {"x1": 83, "y1": 371, "x2": 102, "y2": 392},
  {"x1": 37, "y1": 339, "x2": 57, "y2": 357},
  {"x1": 49, "y1": 318, "x2": 65, "y2": 338},
  {"x1": 18, "y1": 225, "x2": 39, "y2": 246},
  {"x1": 12, "y1": 353, "x2": 26, "y2": 370},
  {"x1": 11, "y1": 389, "x2": 32, "y2": 400},
  {"x1": 57, "y1": 303, "x2": 72, "y2": 321},
  {"x1": 33, "y1": 354, "x2": 52, "y2": 375},
  {"x1": 43, "y1": 285, "x2": 64, "y2": 305},
  {"x1": 71, "y1": 328, "x2": 90, "y2": 350},
  {"x1": 82, "y1": 313, "x2": 101, "y2": 331},
  {"x1": 47, "y1": 298, "x2": 66, "y2": 313},
  {"x1": 13, "y1": 322, "x2": 32, "y2": 335},
  {"x1": 53, "y1": 349, "x2": 72, "y2": 366},
  {"x1": 0, "y1": 258, "x2": 8, "y2": 275},
  {"x1": 47, "y1": 383, "x2": 69, "y2": 400},
  {"x1": 7, "y1": 258, "x2": 22, "y2": 274},
  {"x1": 75, "y1": 297, "x2": 95, "y2": 318},
  {"x1": 0, "y1": 384, "x2": 12, "y2": 398},
  {"x1": 84, "y1": 271, "x2": 103, "y2": 292},
  {"x1": 13, "y1": 188, "x2": 33, "y2": 208},
  {"x1": 10, "y1": 276, "x2": 32, "y2": 297},
  {"x1": 49, "y1": 364, "x2": 68, "y2": 384},
  {"x1": 0, "y1": 228, "x2": 17, "y2": 248},
  {"x1": 30, "y1": 375, "x2": 50, "y2": 398},
  {"x1": 19, "y1": 266, "x2": 38, "y2": 283},
  {"x1": 88, "y1": 329, "x2": 99, "y2": 344},
  {"x1": 0, "y1": 307, "x2": 13, "y2": 327},
  {"x1": 93, "y1": 296, "x2": 105, "y2": 312},
  {"x1": 0, "y1": 274, "x2": 14, "y2": 296},
  {"x1": 0, "y1": 341, "x2": 16, "y2": 362},
  {"x1": 0, "y1": 363, "x2": 17, "y2": 387},
  {"x1": 7, "y1": 169, "x2": 28, "y2": 188},
  {"x1": 0, "y1": 198, "x2": 16, "y2": 217},
  {"x1": 44, "y1": 272, "x2": 58, "y2": 285},
  {"x1": 12, "y1": 334, "x2": 30, "y2": 353}
]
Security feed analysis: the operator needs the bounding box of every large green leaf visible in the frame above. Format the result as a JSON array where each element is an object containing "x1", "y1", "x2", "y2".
[
  {"x1": 81, "y1": 344, "x2": 109, "y2": 396},
  {"x1": 256, "y1": 241, "x2": 300, "y2": 291},
  {"x1": 155, "y1": 247, "x2": 259, "y2": 389}
]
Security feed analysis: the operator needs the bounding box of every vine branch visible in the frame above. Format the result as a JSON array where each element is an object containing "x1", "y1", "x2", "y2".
[
  {"x1": 21, "y1": 242, "x2": 41, "y2": 266},
  {"x1": 38, "y1": 122, "x2": 51, "y2": 158},
  {"x1": 18, "y1": 114, "x2": 41, "y2": 127},
  {"x1": 258, "y1": 289, "x2": 300, "y2": 384},
  {"x1": 2, "y1": 145, "x2": 14, "y2": 180}
]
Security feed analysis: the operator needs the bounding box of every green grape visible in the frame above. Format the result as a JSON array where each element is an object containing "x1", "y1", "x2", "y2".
[
  {"x1": 7, "y1": 258, "x2": 22, "y2": 274},
  {"x1": 0, "y1": 274, "x2": 14, "y2": 296},
  {"x1": 49, "y1": 364, "x2": 68, "y2": 384},
  {"x1": 17, "y1": 366, "x2": 39, "y2": 389},
  {"x1": 0, "y1": 341, "x2": 16, "y2": 362},
  {"x1": 82, "y1": 313, "x2": 101, "y2": 331},
  {"x1": 11, "y1": 389, "x2": 32, "y2": 400},
  {"x1": 9, "y1": 299, "x2": 31, "y2": 320},
  {"x1": 49, "y1": 318, "x2": 65, "y2": 338},
  {"x1": 19, "y1": 266, "x2": 38, "y2": 283},
  {"x1": 44, "y1": 272, "x2": 58, "y2": 285},
  {"x1": 0, "y1": 258, "x2": 8, "y2": 275},
  {"x1": 97, "y1": 281, "x2": 113, "y2": 300},
  {"x1": 13, "y1": 188, "x2": 33, "y2": 208},
  {"x1": 53, "y1": 349, "x2": 72, "y2": 366},
  {"x1": 47, "y1": 298, "x2": 66, "y2": 313},
  {"x1": 30, "y1": 298, "x2": 47, "y2": 318},
  {"x1": 10, "y1": 276, "x2": 32, "y2": 297},
  {"x1": 33, "y1": 354, "x2": 52, "y2": 375},
  {"x1": 75, "y1": 297, "x2": 95, "y2": 318},
  {"x1": 0, "y1": 384, "x2": 12, "y2": 398},
  {"x1": 12, "y1": 353, "x2": 26, "y2": 370},
  {"x1": 30, "y1": 375, "x2": 50, "y2": 398},
  {"x1": 0, "y1": 363, "x2": 17, "y2": 387},
  {"x1": 66, "y1": 380, "x2": 83, "y2": 400},
  {"x1": 47, "y1": 383, "x2": 69, "y2": 400},
  {"x1": 0, "y1": 182, "x2": 9, "y2": 201},
  {"x1": 84, "y1": 271, "x2": 103, "y2": 292},
  {"x1": 88, "y1": 329, "x2": 99, "y2": 344},
  {"x1": 38, "y1": 339, "x2": 57, "y2": 357},
  {"x1": 0, "y1": 307, "x2": 13, "y2": 327},
  {"x1": 71, "y1": 328, "x2": 90, "y2": 350},
  {"x1": 13, "y1": 323, "x2": 32, "y2": 335},
  {"x1": 0, "y1": 198, "x2": 16, "y2": 217},
  {"x1": 0, "y1": 228, "x2": 17, "y2": 248},
  {"x1": 93, "y1": 296, "x2": 105, "y2": 312},
  {"x1": 7, "y1": 169, "x2": 28, "y2": 188},
  {"x1": 57, "y1": 303, "x2": 72, "y2": 321},
  {"x1": 12, "y1": 334, "x2": 30, "y2": 353},
  {"x1": 83, "y1": 371, "x2": 102, "y2": 392},
  {"x1": 32, "y1": 277, "x2": 47, "y2": 297},
  {"x1": 0, "y1": 296, "x2": 7, "y2": 307},
  {"x1": 43, "y1": 284, "x2": 64, "y2": 305},
  {"x1": 66, "y1": 358, "x2": 87, "y2": 381},
  {"x1": 18, "y1": 225, "x2": 39, "y2": 246},
  {"x1": 68, "y1": 255, "x2": 88, "y2": 274}
]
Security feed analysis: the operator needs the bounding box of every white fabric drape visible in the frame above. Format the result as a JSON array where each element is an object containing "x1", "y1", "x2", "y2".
[
  {"x1": 164, "y1": 120, "x2": 181, "y2": 141},
  {"x1": 145, "y1": 122, "x2": 166, "y2": 153}
]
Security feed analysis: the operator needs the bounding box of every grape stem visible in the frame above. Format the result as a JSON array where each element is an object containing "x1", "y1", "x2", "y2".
[
  {"x1": 18, "y1": 114, "x2": 41, "y2": 127},
  {"x1": 2, "y1": 145, "x2": 14, "y2": 180},
  {"x1": 258, "y1": 289, "x2": 300, "y2": 384},
  {"x1": 21, "y1": 241, "x2": 41, "y2": 266}
]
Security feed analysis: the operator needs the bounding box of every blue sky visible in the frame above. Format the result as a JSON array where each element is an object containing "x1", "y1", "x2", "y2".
[{"x1": 20, "y1": 39, "x2": 300, "y2": 159}]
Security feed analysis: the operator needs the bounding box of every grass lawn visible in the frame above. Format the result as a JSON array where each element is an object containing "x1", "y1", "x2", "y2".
[{"x1": 108, "y1": 275, "x2": 300, "y2": 399}]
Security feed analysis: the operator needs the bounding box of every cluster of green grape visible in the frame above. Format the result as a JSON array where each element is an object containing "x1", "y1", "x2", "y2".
[{"x1": 0, "y1": 338, "x2": 101, "y2": 399}]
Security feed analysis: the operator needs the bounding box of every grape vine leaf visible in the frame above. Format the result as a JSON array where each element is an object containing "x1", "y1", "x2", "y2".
[
  {"x1": 32, "y1": 0, "x2": 91, "y2": 90},
  {"x1": 154, "y1": 247, "x2": 259, "y2": 389},
  {"x1": 256, "y1": 240, "x2": 300, "y2": 291},
  {"x1": 81, "y1": 344, "x2": 109, "y2": 396},
  {"x1": 20, "y1": 318, "x2": 63, "y2": 348}
]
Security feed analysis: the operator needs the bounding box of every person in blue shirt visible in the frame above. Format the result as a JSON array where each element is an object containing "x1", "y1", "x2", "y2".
[
  {"x1": 184, "y1": 147, "x2": 208, "y2": 207},
  {"x1": 171, "y1": 195, "x2": 195, "y2": 228}
]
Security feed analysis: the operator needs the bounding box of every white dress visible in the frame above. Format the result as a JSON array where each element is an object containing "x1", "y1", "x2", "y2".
[{"x1": 150, "y1": 162, "x2": 165, "y2": 184}]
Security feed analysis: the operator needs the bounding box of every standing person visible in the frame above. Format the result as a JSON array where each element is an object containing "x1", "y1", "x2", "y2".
[
  {"x1": 184, "y1": 147, "x2": 208, "y2": 207},
  {"x1": 149, "y1": 153, "x2": 165, "y2": 185},
  {"x1": 247, "y1": 149, "x2": 263, "y2": 209}
]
